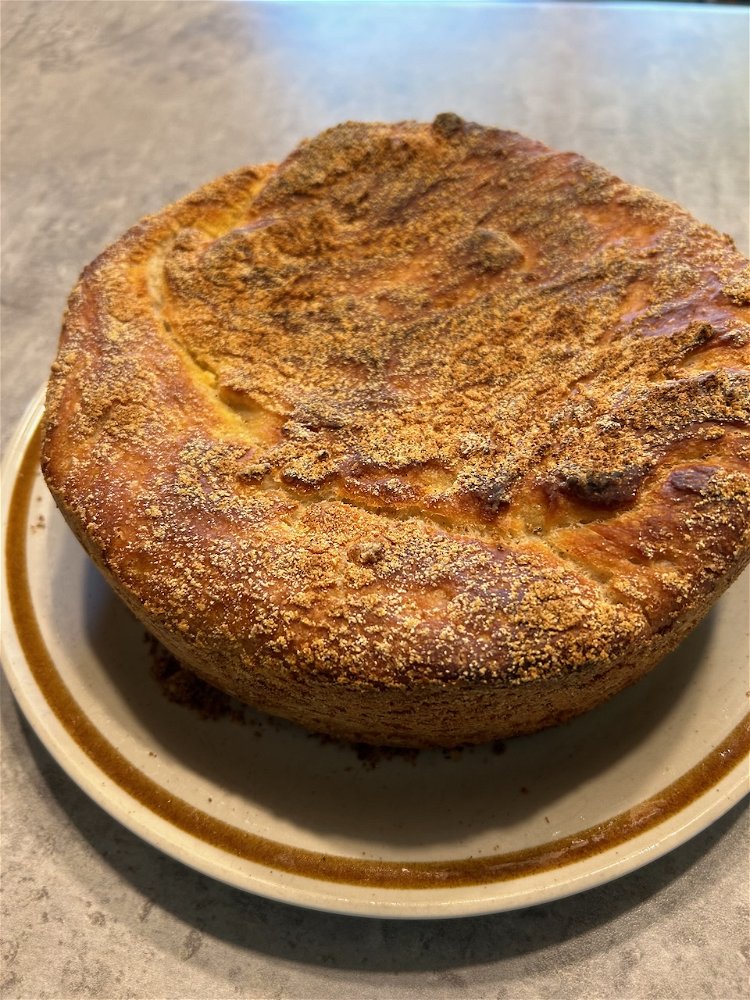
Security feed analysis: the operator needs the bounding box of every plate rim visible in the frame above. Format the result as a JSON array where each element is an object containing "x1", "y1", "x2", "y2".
[{"x1": 2, "y1": 387, "x2": 749, "y2": 919}]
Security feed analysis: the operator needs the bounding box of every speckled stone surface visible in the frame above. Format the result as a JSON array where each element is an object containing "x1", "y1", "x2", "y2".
[{"x1": 1, "y1": 2, "x2": 749, "y2": 997}]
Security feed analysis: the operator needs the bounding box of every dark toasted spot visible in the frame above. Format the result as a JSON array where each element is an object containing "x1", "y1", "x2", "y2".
[
  {"x1": 665, "y1": 466, "x2": 717, "y2": 497},
  {"x1": 556, "y1": 467, "x2": 643, "y2": 509},
  {"x1": 460, "y1": 471, "x2": 516, "y2": 515},
  {"x1": 432, "y1": 112, "x2": 465, "y2": 139}
]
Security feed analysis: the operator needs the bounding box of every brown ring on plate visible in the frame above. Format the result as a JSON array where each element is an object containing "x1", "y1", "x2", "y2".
[{"x1": 6, "y1": 419, "x2": 750, "y2": 890}]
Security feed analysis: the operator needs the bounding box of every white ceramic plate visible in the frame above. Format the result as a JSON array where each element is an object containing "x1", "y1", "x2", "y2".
[{"x1": 2, "y1": 390, "x2": 749, "y2": 919}]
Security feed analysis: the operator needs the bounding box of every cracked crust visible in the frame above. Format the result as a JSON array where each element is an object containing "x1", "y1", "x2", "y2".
[{"x1": 42, "y1": 116, "x2": 750, "y2": 747}]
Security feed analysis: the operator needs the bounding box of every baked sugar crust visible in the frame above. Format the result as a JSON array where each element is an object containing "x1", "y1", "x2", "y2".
[{"x1": 42, "y1": 115, "x2": 750, "y2": 746}]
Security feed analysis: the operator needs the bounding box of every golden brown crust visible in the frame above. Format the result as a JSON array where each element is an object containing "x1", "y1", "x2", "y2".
[{"x1": 42, "y1": 116, "x2": 750, "y2": 746}]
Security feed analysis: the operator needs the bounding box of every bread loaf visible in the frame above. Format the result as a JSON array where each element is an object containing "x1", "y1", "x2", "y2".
[{"x1": 42, "y1": 115, "x2": 750, "y2": 746}]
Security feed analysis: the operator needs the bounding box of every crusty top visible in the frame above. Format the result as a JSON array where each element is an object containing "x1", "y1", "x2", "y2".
[{"x1": 42, "y1": 115, "x2": 750, "y2": 691}]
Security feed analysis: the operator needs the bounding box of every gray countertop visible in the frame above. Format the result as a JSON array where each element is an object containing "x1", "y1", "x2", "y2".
[{"x1": 1, "y1": 2, "x2": 748, "y2": 997}]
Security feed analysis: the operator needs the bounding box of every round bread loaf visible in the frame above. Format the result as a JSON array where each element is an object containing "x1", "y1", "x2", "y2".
[{"x1": 42, "y1": 115, "x2": 750, "y2": 747}]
